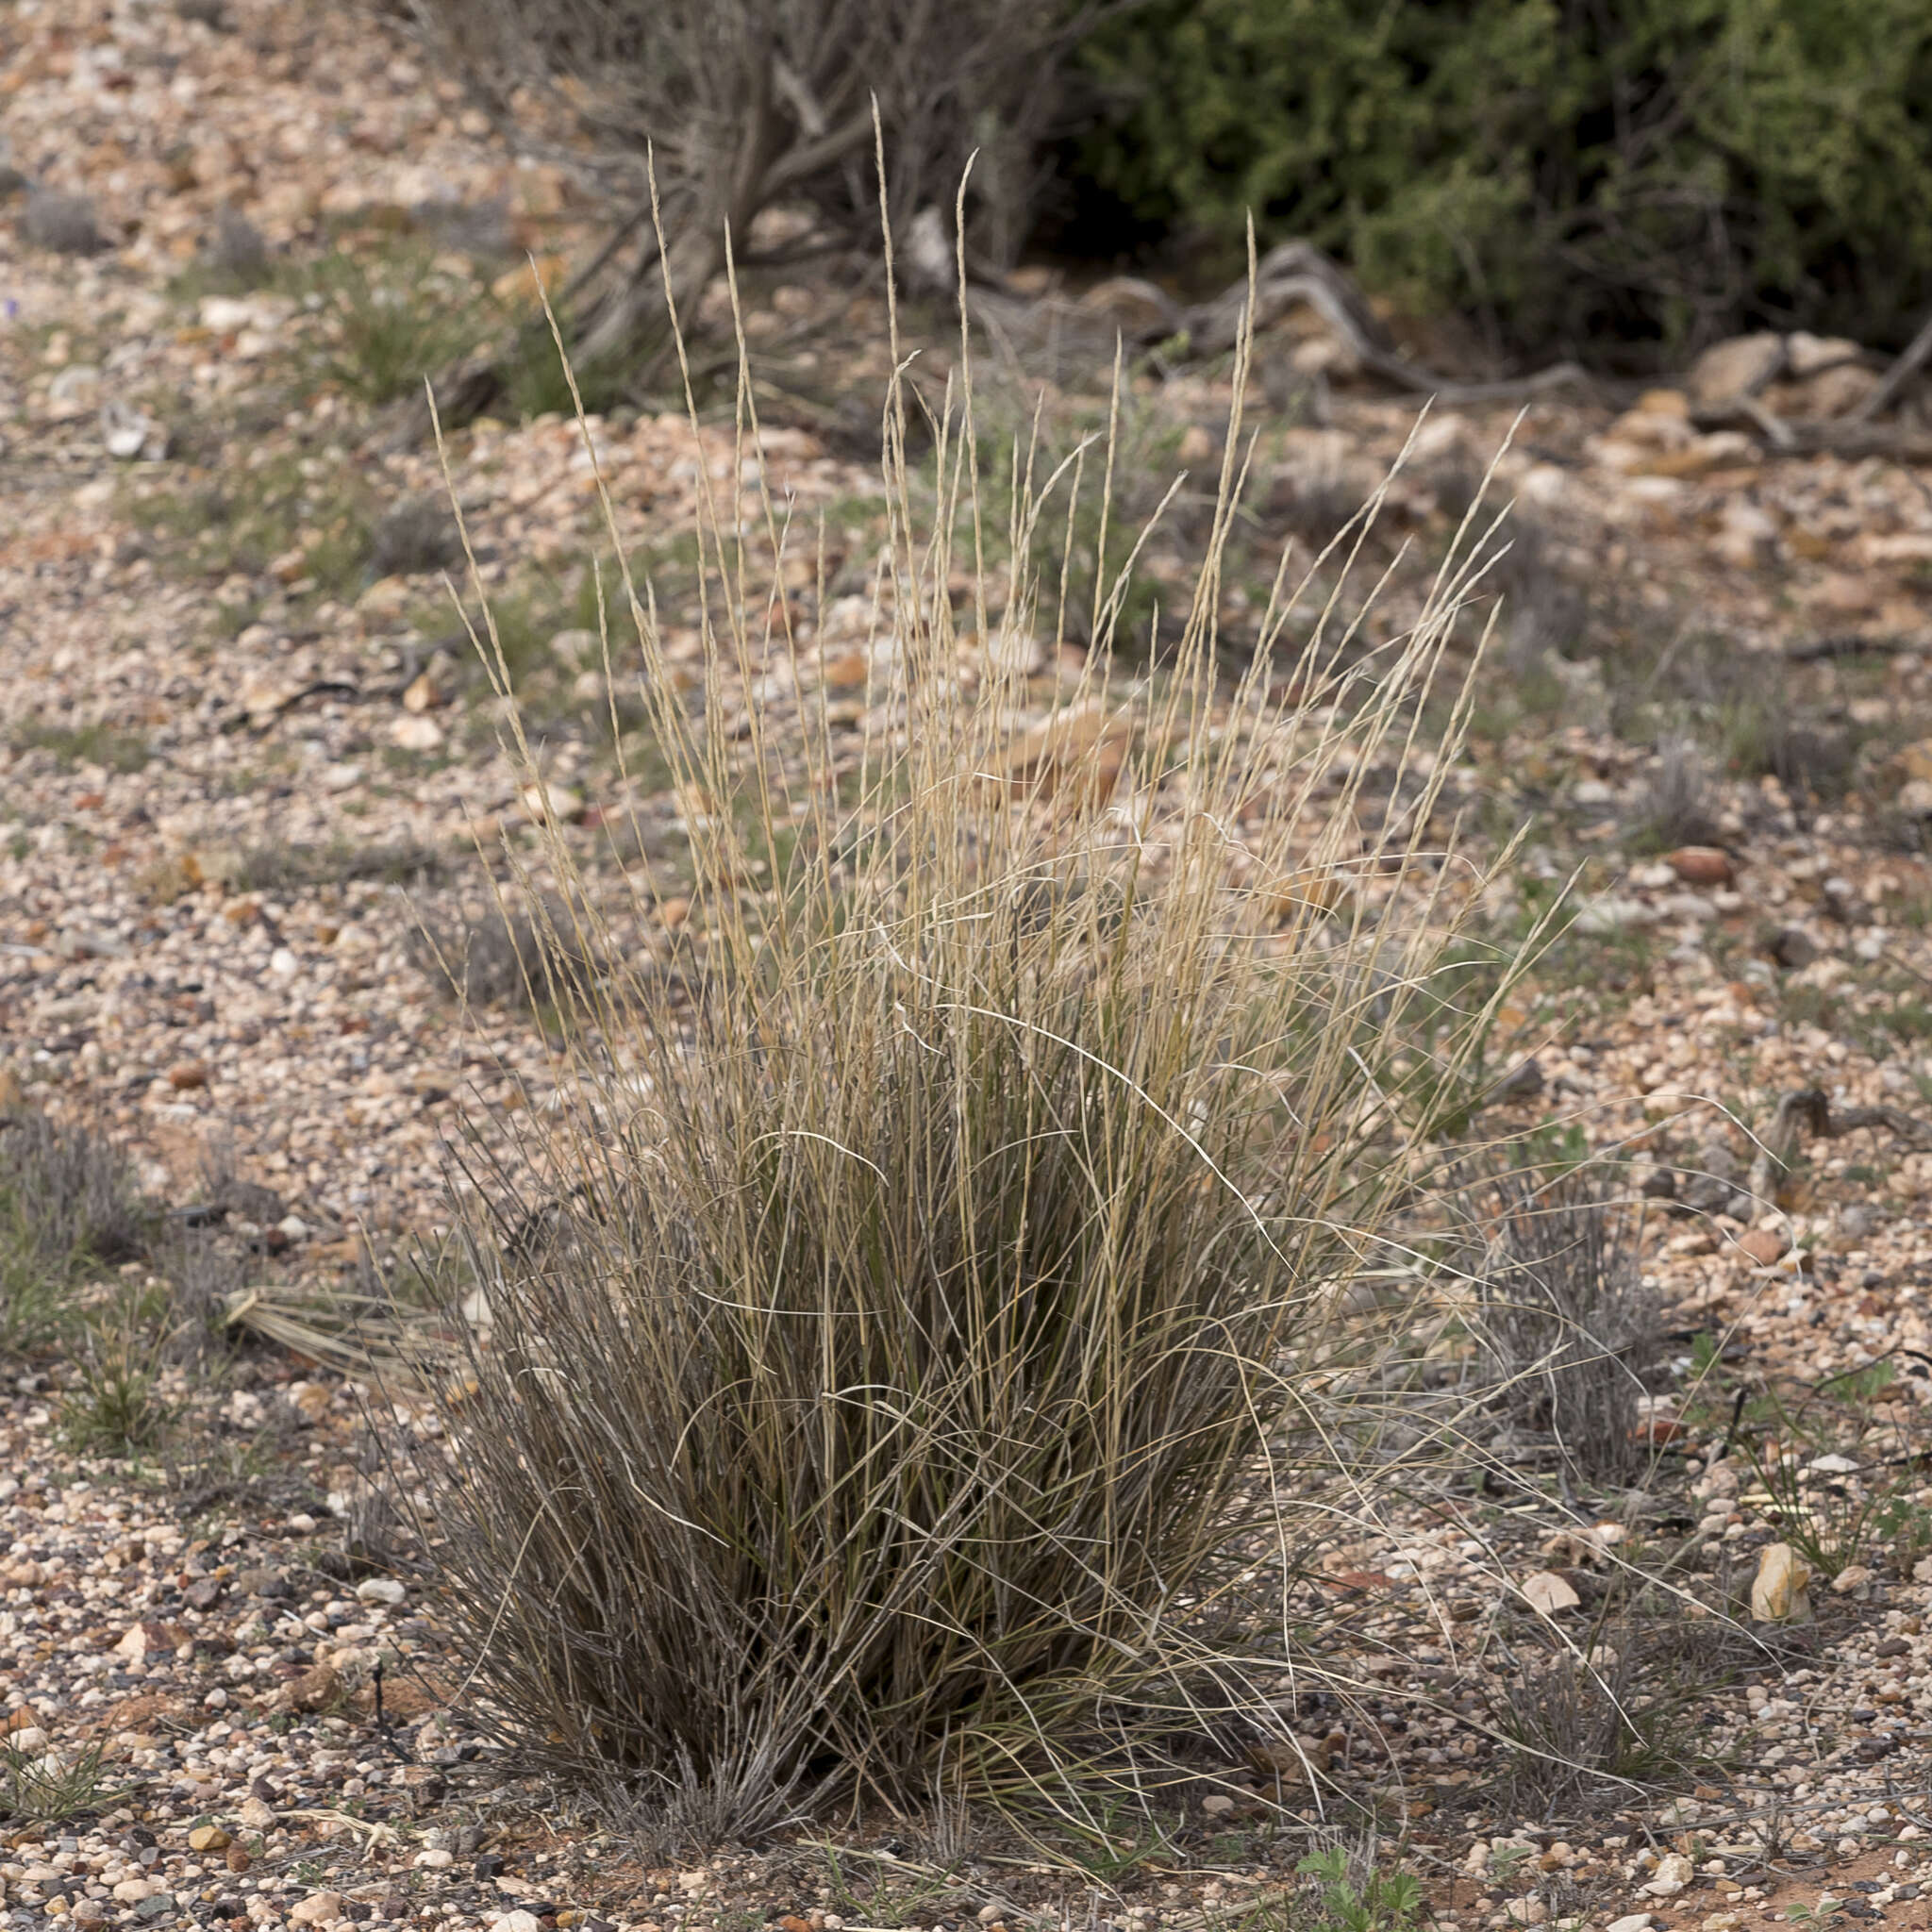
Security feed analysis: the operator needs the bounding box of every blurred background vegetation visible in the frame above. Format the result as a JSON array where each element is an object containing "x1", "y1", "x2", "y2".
[
  {"x1": 402, "y1": 0, "x2": 1932, "y2": 391},
  {"x1": 1060, "y1": 0, "x2": 1932, "y2": 368}
]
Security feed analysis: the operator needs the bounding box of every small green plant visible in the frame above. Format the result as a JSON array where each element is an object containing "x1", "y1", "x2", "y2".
[
  {"x1": 0, "y1": 1735, "x2": 126, "y2": 1823},
  {"x1": 1785, "y1": 1900, "x2": 1850, "y2": 1926},
  {"x1": 1781, "y1": 981, "x2": 1836, "y2": 1034},
  {"x1": 1876, "y1": 996, "x2": 1932, "y2": 1045},
  {"x1": 1293, "y1": 1845, "x2": 1424, "y2": 1932},
  {"x1": 60, "y1": 1300, "x2": 171, "y2": 1457},
  {"x1": 1740, "y1": 1374, "x2": 1931, "y2": 1580},
  {"x1": 1485, "y1": 1843, "x2": 1534, "y2": 1882},
  {"x1": 9, "y1": 720, "x2": 151, "y2": 774},
  {"x1": 0, "y1": 1108, "x2": 154, "y2": 1354},
  {"x1": 1687, "y1": 1328, "x2": 1724, "y2": 1382},
  {"x1": 304, "y1": 243, "x2": 491, "y2": 406}
]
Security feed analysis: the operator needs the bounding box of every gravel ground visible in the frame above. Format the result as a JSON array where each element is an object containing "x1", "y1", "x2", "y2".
[{"x1": 7, "y1": 4, "x2": 1932, "y2": 1930}]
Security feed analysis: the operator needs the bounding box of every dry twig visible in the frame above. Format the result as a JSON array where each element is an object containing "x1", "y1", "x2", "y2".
[
  {"x1": 1851, "y1": 305, "x2": 1932, "y2": 424},
  {"x1": 1749, "y1": 1087, "x2": 1932, "y2": 1202}
]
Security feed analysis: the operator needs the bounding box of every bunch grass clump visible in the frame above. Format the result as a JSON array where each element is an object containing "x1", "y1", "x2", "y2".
[
  {"x1": 23, "y1": 189, "x2": 108, "y2": 258},
  {"x1": 306, "y1": 243, "x2": 491, "y2": 407},
  {"x1": 407, "y1": 894, "x2": 596, "y2": 1012},
  {"x1": 1486, "y1": 1614, "x2": 1744, "y2": 1817},
  {"x1": 1467, "y1": 1163, "x2": 1660, "y2": 1484},
  {"x1": 59, "y1": 1297, "x2": 172, "y2": 1457},
  {"x1": 404, "y1": 206, "x2": 1539, "y2": 1840},
  {"x1": 0, "y1": 1106, "x2": 154, "y2": 1353}
]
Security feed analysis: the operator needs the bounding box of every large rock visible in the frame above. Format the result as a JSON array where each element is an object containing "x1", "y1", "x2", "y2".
[
  {"x1": 1749, "y1": 1541, "x2": 1813, "y2": 1624},
  {"x1": 1785, "y1": 331, "x2": 1862, "y2": 377},
  {"x1": 1606, "y1": 390, "x2": 1692, "y2": 449},
  {"x1": 1075, "y1": 275, "x2": 1178, "y2": 341},
  {"x1": 1687, "y1": 332, "x2": 1784, "y2": 405},
  {"x1": 1796, "y1": 361, "x2": 1879, "y2": 419},
  {"x1": 1714, "y1": 498, "x2": 1776, "y2": 569}
]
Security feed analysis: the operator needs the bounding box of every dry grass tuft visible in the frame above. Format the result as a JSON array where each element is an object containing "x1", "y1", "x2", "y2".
[
  {"x1": 394, "y1": 213, "x2": 1541, "y2": 1844},
  {"x1": 370, "y1": 493, "x2": 463, "y2": 577},
  {"x1": 1467, "y1": 1164, "x2": 1660, "y2": 1483},
  {"x1": 407, "y1": 895, "x2": 598, "y2": 1011},
  {"x1": 1625, "y1": 735, "x2": 1720, "y2": 852},
  {"x1": 204, "y1": 205, "x2": 269, "y2": 283},
  {"x1": 0, "y1": 1107, "x2": 154, "y2": 1353},
  {"x1": 1486, "y1": 1614, "x2": 1745, "y2": 1818},
  {"x1": 23, "y1": 190, "x2": 109, "y2": 258}
]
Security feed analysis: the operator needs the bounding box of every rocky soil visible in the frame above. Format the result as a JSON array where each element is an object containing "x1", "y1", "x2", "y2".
[{"x1": 7, "y1": 4, "x2": 1932, "y2": 1932}]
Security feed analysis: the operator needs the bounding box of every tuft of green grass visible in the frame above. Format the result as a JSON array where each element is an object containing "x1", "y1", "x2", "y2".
[
  {"x1": 0, "y1": 1735, "x2": 127, "y2": 1824},
  {"x1": 1875, "y1": 994, "x2": 1932, "y2": 1045},
  {"x1": 1736, "y1": 1365, "x2": 1932, "y2": 1581},
  {"x1": 303, "y1": 242, "x2": 492, "y2": 407},
  {"x1": 60, "y1": 1301, "x2": 172, "y2": 1457},
  {"x1": 809, "y1": 1845, "x2": 974, "y2": 1931},
  {"x1": 0, "y1": 1108, "x2": 154, "y2": 1354},
  {"x1": 10, "y1": 720, "x2": 151, "y2": 774},
  {"x1": 503, "y1": 300, "x2": 636, "y2": 422},
  {"x1": 134, "y1": 451, "x2": 374, "y2": 605}
]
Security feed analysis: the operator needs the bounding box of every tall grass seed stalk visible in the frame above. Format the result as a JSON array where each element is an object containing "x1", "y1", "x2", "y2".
[{"x1": 394, "y1": 191, "x2": 1548, "y2": 1843}]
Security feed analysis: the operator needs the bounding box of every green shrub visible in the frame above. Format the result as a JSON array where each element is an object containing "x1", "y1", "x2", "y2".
[{"x1": 1075, "y1": 0, "x2": 1932, "y2": 361}]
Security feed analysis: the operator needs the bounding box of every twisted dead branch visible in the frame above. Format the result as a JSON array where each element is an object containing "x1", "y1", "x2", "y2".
[{"x1": 1749, "y1": 1087, "x2": 1932, "y2": 1204}]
